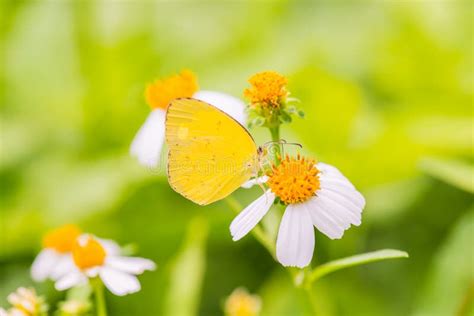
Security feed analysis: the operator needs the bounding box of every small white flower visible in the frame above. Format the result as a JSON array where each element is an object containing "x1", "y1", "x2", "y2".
[
  {"x1": 55, "y1": 235, "x2": 155, "y2": 296},
  {"x1": 31, "y1": 224, "x2": 82, "y2": 282},
  {"x1": 130, "y1": 108, "x2": 166, "y2": 168},
  {"x1": 131, "y1": 70, "x2": 246, "y2": 168},
  {"x1": 31, "y1": 225, "x2": 120, "y2": 283},
  {"x1": 0, "y1": 287, "x2": 47, "y2": 316},
  {"x1": 230, "y1": 156, "x2": 365, "y2": 268}
]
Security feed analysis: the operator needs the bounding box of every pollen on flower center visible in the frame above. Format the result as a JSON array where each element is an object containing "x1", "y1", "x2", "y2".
[
  {"x1": 7, "y1": 287, "x2": 45, "y2": 315},
  {"x1": 267, "y1": 155, "x2": 320, "y2": 204},
  {"x1": 244, "y1": 71, "x2": 288, "y2": 109},
  {"x1": 72, "y1": 236, "x2": 106, "y2": 270},
  {"x1": 42, "y1": 224, "x2": 81, "y2": 253},
  {"x1": 145, "y1": 69, "x2": 198, "y2": 110},
  {"x1": 225, "y1": 288, "x2": 261, "y2": 316}
]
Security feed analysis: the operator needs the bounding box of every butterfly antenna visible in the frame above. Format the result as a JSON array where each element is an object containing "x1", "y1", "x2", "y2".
[
  {"x1": 258, "y1": 180, "x2": 267, "y2": 200},
  {"x1": 282, "y1": 141, "x2": 303, "y2": 148}
]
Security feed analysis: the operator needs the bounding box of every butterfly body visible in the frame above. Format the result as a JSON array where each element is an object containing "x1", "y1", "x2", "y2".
[{"x1": 166, "y1": 98, "x2": 262, "y2": 205}]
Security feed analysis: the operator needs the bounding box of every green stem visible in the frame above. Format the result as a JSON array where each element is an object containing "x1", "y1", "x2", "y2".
[
  {"x1": 225, "y1": 196, "x2": 276, "y2": 259},
  {"x1": 457, "y1": 281, "x2": 474, "y2": 316},
  {"x1": 269, "y1": 125, "x2": 280, "y2": 142},
  {"x1": 304, "y1": 286, "x2": 319, "y2": 316},
  {"x1": 269, "y1": 125, "x2": 281, "y2": 165},
  {"x1": 92, "y1": 278, "x2": 107, "y2": 316}
]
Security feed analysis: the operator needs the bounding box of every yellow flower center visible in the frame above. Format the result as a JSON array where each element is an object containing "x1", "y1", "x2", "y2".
[
  {"x1": 72, "y1": 236, "x2": 106, "y2": 270},
  {"x1": 7, "y1": 287, "x2": 43, "y2": 315},
  {"x1": 42, "y1": 224, "x2": 81, "y2": 253},
  {"x1": 244, "y1": 71, "x2": 288, "y2": 109},
  {"x1": 145, "y1": 69, "x2": 198, "y2": 110},
  {"x1": 224, "y1": 288, "x2": 261, "y2": 316},
  {"x1": 267, "y1": 155, "x2": 320, "y2": 204}
]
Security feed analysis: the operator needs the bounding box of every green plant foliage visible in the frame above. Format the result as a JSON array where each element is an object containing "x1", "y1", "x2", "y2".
[
  {"x1": 413, "y1": 210, "x2": 474, "y2": 316},
  {"x1": 306, "y1": 249, "x2": 409, "y2": 285},
  {"x1": 163, "y1": 217, "x2": 208, "y2": 316},
  {"x1": 420, "y1": 157, "x2": 474, "y2": 193}
]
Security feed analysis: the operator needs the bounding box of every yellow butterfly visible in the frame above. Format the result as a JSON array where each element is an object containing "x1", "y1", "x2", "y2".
[{"x1": 165, "y1": 98, "x2": 265, "y2": 205}]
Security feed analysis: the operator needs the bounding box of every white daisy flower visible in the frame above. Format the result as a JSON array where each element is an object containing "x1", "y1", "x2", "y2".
[
  {"x1": 31, "y1": 225, "x2": 121, "y2": 283},
  {"x1": 0, "y1": 287, "x2": 48, "y2": 316},
  {"x1": 31, "y1": 224, "x2": 82, "y2": 282},
  {"x1": 231, "y1": 155, "x2": 365, "y2": 268},
  {"x1": 131, "y1": 70, "x2": 247, "y2": 168},
  {"x1": 54, "y1": 234, "x2": 155, "y2": 296}
]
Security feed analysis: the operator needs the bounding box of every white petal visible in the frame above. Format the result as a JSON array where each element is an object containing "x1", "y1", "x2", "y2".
[
  {"x1": 130, "y1": 109, "x2": 166, "y2": 168},
  {"x1": 18, "y1": 298, "x2": 34, "y2": 313},
  {"x1": 193, "y1": 90, "x2": 247, "y2": 125},
  {"x1": 317, "y1": 162, "x2": 348, "y2": 178},
  {"x1": 8, "y1": 309, "x2": 27, "y2": 316},
  {"x1": 98, "y1": 238, "x2": 122, "y2": 256},
  {"x1": 276, "y1": 204, "x2": 315, "y2": 268},
  {"x1": 55, "y1": 271, "x2": 86, "y2": 291},
  {"x1": 7, "y1": 293, "x2": 21, "y2": 306},
  {"x1": 230, "y1": 190, "x2": 275, "y2": 241},
  {"x1": 241, "y1": 176, "x2": 269, "y2": 189},
  {"x1": 318, "y1": 163, "x2": 365, "y2": 211},
  {"x1": 306, "y1": 162, "x2": 365, "y2": 239},
  {"x1": 307, "y1": 198, "x2": 344, "y2": 239},
  {"x1": 76, "y1": 234, "x2": 89, "y2": 246},
  {"x1": 313, "y1": 197, "x2": 351, "y2": 229},
  {"x1": 105, "y1": 256, "x2": 156, "y2": 275},
  {"x1": 49, "y1": 254, "x2": 76, "y2": 281},
  {"x1": 84, "y1": 267, "x2": 101, "y2": 278},
  {"x1": 318, "y1": 189, "x2": 362, "y2": 224},
  {"x1": 100, "y1": 267, "x2": 141, "y2": 296},
  {"x1": 31, "y1": 249, "x2": 61, "y2": 282}
]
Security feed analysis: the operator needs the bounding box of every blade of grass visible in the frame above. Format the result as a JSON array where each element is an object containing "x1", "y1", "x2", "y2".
[{"x1": 306, "y1": 249, "x2": 409, "y2": 285}]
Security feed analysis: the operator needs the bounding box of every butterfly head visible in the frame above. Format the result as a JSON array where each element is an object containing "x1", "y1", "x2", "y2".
[{"x1": 257, "y1": 146, "x2": 267, "y2": 157}]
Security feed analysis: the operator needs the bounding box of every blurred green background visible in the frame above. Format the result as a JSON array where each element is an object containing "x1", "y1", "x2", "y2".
[{"x1": 1, "y1": 1, "x2": 472, "y2": 315}]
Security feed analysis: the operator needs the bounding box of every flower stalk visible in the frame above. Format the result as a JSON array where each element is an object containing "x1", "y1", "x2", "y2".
[
  {"x1": 91, "y1": 278, "x2": 107, "y2": 316},
  {"x1": 269, "y1": 124, "x2": 281, "y2": 165}
]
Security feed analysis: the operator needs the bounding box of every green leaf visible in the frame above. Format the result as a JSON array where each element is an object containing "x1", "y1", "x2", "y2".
[
  {"x1": 66, "y1": 283, "x2": 92, "y2": 301},
  {"x1": 413, "y1": 209, "x2": 474, "y2": 316},
  {"x1": 163, "y1": 217, "x2": 208, "y2": 316},
  {"x1": 280, "y1": 111, "x2": 292, "y2": 123},
  {"x1": 419, "y1": 157, "x2": 474, "y2": 193},
  {"x1": 306, "y1": 249, "x2": 409, "y2": 285},
  {"x1": 260, "y1": 272, "x2": 325, "y2": 316}
]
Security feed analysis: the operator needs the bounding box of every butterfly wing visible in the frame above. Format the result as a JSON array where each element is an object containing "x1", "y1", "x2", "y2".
[{"x1": 166, "y1": 98, "x2": 257, "y2": 205}]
